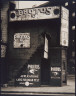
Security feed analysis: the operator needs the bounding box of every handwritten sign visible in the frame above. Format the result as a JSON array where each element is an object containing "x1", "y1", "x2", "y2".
[
  {"x1": 14, "y1": 33, "x2": 30, "y2": 48},
  {"x1": 9, "y1": 6, "x2": 60, "y2": 21}
]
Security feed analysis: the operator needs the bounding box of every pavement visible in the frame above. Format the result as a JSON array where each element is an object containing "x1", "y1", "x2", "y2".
[{"x1": 0, "y1": 75, "x2": 75, "y2": 95}]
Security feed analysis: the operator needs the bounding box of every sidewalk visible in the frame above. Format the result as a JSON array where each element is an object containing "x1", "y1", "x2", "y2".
[{"x1": 1, "y1": 75, "x2": 75, "y2": 95}]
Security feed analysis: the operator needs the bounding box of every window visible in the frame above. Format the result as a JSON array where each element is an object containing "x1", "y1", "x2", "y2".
[
  {"x1": 72, "y1": 51, "x2": 75, "y2": 57},
  {"x1": 72, "y1": 1, "x2": 75, "y2": 4},
  {"x1": 72, "y1": 12, "x2": 75, "y2": 17},
  {"x1": 65, "y1": 2, "x2": 68, "y2": 6},
  {"x1": 72, "y1": 26, "x2": 75, "y2": 30}
]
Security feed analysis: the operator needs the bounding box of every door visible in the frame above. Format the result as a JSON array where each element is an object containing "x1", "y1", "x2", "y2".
[
  {"x1": 41, "y1": 33, "x2": 50, "y2": 85},
  {"x1": 41, "y1": 58, "x2": 50, "y2": 85}
]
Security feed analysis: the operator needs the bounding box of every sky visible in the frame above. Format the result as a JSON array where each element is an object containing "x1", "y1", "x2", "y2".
[{"x1": 15, "y1": 1, "x2": 49, "y2": 9}]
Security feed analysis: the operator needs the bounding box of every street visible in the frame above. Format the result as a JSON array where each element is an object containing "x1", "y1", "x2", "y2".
[{"x1": 0, "y1": 94, "x2": 75, "y2": 96}]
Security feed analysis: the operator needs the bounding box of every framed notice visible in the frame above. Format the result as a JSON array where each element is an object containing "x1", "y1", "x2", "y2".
[{"x1": 14, "y1": 33, "x2": 30, "y2": 48}]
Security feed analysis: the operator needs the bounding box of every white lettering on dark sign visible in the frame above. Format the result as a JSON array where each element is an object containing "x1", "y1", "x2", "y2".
[{"x1": 51, "y1": 67, "x2": 61, "y2": 71}]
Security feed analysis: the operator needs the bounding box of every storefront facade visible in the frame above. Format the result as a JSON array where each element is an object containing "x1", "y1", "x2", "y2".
[{"x1": 7, "y1": 6, "x2": 69, "y2": 87}]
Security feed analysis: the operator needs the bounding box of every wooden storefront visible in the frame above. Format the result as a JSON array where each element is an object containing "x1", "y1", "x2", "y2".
[{"x1": 7, "y1": 6, "x2": 69, "y2": 86}]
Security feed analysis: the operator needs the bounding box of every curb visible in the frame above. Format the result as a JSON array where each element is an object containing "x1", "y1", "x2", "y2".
[{"x1": 1, "y1": 91, "x2": 75, "y2": 94}]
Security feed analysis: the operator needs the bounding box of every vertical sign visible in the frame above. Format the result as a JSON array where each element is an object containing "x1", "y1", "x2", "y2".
[
  {"x1": 60, "y1": 7, "x2": 69, "y2": 46},
  {"x1": 44, "y1": 34, "x2": 48, "y2": 59},
  {"x1": 14, "y1": 33, "x2": 30, "y2": 48}
]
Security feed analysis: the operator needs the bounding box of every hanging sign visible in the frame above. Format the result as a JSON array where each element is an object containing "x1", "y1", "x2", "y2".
[
  {"x1": 9, "y1": 6, "x2": 60, "y2": 21},
  {"x1": 14, "y1": 33, "x2": 30, "y2": 48},
  {"x1": 44, "y1": 34, "x2": 48, "y2": 59}
]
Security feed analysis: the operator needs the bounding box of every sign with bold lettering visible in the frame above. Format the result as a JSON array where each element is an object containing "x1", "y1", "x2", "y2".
[
  {"x1": 14, "y1": 33, "x2": 30, "y2": 48},
  {"x1": 51, "y1": 67, "x2": 61, "y2": 71},
  {"x1": 9, "y1": 6, "x2": 60, "y2": 21},
  {"x1": 60, "y1": 7, "x2": 69, "y2": 46},
  {"x1": 15, "y1": 64, "x2": 40, "y2": 87}
]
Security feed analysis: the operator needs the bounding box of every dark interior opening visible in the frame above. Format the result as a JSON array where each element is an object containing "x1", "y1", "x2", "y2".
[{"x1": 41, "y1": 58, "x2": 50, "y2": 85}]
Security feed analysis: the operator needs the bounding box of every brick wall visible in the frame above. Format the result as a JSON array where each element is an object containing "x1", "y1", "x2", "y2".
[
  {"x1": 7, "y1": 21, "x2": 44, "y2": 82},
  {"x1": 1, "y1": 0, "x2": 9, "y2": 85},
  {"x1": 7, "y1": 19, "x2": 61, "y2": 83},
  {"x1": 1, "y1": 0, "x2": 9, "y2": 43}
]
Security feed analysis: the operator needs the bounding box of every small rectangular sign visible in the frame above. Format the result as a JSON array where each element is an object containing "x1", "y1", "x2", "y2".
[
  {"x1": 51, "y1": 71, "x2": 61, "y2": 79},
  {"x1": 14, "y1": 33, "x2": 30, "y2": 48},
  {"x1": 51, "y1": 67, "x2": 61, "y2": 71}
]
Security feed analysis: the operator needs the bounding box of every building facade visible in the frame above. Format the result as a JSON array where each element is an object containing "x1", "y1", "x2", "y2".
[{"x1": 0, "y1": 0, "x2": 75, "y2": 87}]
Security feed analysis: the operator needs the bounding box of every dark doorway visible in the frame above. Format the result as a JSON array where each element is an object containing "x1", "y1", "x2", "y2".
[{"x1": 41, "y1": 58, "x2": 50, "y2": 85}]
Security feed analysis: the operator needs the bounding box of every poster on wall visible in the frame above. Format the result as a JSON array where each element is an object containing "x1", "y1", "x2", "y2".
[{"x1": 14, "y1": 33, "x2": 30, "y2": 48}]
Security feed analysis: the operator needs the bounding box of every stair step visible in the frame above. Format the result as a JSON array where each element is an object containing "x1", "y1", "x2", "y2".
[{"x1": 10, "y1": 42, "x2": 44, "y2": 83}]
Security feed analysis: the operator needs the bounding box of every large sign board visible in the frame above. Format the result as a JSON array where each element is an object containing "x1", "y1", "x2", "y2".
[
  {"x1": 60, "y1": 7, "x2": 69, "y2": 46},
  {"x1": 14, "y1": 33, "x2": 30, "y2": 48},
  {"x1": 9, "y1": 6, "x2": 60, "y2": 21},
  {"x1": 15, "y1": 64, "x2": 40, "y2": 87}
]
